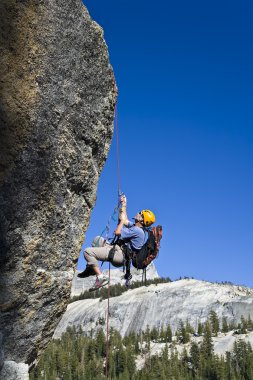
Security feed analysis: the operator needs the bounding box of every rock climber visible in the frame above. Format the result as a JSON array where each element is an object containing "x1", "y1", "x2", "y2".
[{"x1": 77, "y1": 195, "x2": 156, "y2": 290}]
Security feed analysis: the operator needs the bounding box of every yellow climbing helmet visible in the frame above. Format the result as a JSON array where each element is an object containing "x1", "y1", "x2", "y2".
[{"x1": 141, "y1": 209, "x2": 156, "y2": 227}]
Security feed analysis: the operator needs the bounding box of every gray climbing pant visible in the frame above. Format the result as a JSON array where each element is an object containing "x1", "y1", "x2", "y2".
[{"x1": 84, "y1": 244, "x2": 124, "y2": 268}]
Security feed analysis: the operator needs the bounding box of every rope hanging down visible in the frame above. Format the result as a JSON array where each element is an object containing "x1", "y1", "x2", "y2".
[
  {"x1": 115, "y1": 103, "x2": 121, "y2": 197},
  {"x1": 105, "y1": 262, "x2": 111, "y2": 379},
  {"x1": 94, "y1": 104, "x2": 121, "y2": 246},
  {"x1": 106, "y1": 103, "x2": 121, "y2": 378}
]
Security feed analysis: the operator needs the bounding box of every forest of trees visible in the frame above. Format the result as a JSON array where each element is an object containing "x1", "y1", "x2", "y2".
[{"x1": 30, "y1": 311, "x2": 253, "y2": 380}]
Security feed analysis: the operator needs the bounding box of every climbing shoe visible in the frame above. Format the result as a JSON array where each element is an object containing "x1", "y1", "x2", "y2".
[
  {"x1": 89, "y1": 275, "x2": 109, "y2": 292},
  {"x1": 77, "y1": 266, "x2": 96, "y2": 278}
]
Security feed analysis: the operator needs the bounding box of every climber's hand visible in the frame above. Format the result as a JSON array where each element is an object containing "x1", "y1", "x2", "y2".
[
  {"x1": 119, "y1": 209, "x2": 127, "y2": 222},
  {"x1": 120, "y1": 194, "x2": 127, "y2": 206}
]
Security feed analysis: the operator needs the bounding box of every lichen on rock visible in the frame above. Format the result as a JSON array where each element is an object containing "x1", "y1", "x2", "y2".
[{"x1": 0, "y1": 0, "x2": 117, "y2": 376}]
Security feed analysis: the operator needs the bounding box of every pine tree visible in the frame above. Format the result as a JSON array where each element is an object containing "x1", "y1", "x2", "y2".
[
  {"x1": 176, "y1": 320, "x2": 190, "y2": 344},
  {"x1": 225, "y1": 351, "x2": 233, "y2": 380},
  {"x1": 134, "y1": 336, "x2": 140, "y2": 354},
  {"x1": 185, "y1": 320, "x2": 194, "y2": 335},
  {"x1": 231, "y1": 339, "x2": 253, "y2": 380},
  {"x1": 125, "y1": 345, "x2": 136, "y2": 378},
  {"x1": 247, "y1": 315, "x2": 253, "y2": 331},
  {"x1": 108, "y1": 350, "x2": 116, "y2": 379},
  {"x1": 159, "y1": 325, "x2": 165, "y2": 342},
  {"x1": 197, "y1": 321, "x2": 204, "y2": 335},
  {"x1": 222, "y1": 316, "x2": 229, "y2": 333},
  {"x1": 162, "y1": 343, "x2": 169, "y2": 365},
  {"x1": 165, "y1": 324, "x2": 172, "y2": 343},
  {"x1": 190, "y1": 341, "x2": 200, "y2": 372},
  {"x1": 209, "y1": 310, "x2": 219, "y2": 336},
  {"x1": 150, "y1": 326, "x2": 159, "y2": 341},
  {"x1": 115, "y1": 344, "x2": 127, "y2": 376},
  {"x1": 144, "y1": 325, "x2": 151, "y2": 340},
  {"x1": 239, "y1": 316, "x2": 247, "y2": 334},
  {"x1": 181, "y1": 347, "x2": 189, "y2": 366},
  {"x1": 95, "y1": 328, "x2": 106, "y2": 358},
  {"x1": 201, "y1": 322, "x2": 214, "y2": 359},
  {"x1": 228, "y1": 320, "x2": 236, "y2": 331}
]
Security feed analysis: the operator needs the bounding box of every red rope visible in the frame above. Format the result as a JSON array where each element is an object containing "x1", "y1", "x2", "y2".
[
  {"x1": 115, "y1": 103, "x2": 121, "y2": 196},
  {"x1": 105, "y1": 104, "x2": 120, "y2": 378}
]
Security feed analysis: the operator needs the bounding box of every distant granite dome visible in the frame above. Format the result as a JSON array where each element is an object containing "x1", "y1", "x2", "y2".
[
  {"x1": 55, "y1": 278, "x2": 253, "y2": 338},
  {"x1": 0, "y1": 1, "x2": 117, "y2": 378},
  {"x1": 72, "y1": 262, "x2": 160, "y2": 296}
]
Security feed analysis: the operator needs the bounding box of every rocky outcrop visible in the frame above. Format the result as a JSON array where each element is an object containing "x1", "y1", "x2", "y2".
[
  {"x1": 0, "y1": 0, "x2": 117, "y2": 376},
  {"x1": 0, "y1": 362, "x2": 29, "y2": 380},
  {"x1": 54, "y1": 278, "x2": 253, "y2": 338}
]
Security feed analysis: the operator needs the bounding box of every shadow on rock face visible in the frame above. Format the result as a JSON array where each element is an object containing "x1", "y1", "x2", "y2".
[{"x1": 0, "y1": 0, "x2": 117, "y2": 374}]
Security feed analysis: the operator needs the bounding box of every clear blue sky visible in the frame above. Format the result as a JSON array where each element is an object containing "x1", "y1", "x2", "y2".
[{"x1": 78, "y1": 0, "x2": 253, "y2": 287}]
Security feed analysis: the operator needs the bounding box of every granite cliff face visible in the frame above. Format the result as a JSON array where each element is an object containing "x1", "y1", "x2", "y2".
[{"x1": 0, "y1": 0, "x2": 117, "y2": 377}]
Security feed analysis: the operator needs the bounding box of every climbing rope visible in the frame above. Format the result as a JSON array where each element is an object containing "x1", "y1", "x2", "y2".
[
  {"x1": 96, "y1": 205, "x2": 119, "y2": 246},
  {"x1": 105, "y1": 262, "x2": 111, "y2": 379},
  {"x1": 105, "y1": 102, "x2": 121, "y2": 378},
  {"x1": 115, "y1": 103, "x2": 121, "y2": 196},
  {"x1": 94, "y1": 104, "x2": 121, "y2": 248}
]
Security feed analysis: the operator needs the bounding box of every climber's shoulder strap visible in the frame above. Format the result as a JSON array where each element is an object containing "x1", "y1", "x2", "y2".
[
  {"x1": 123, "y1": 245, "x2": 132, "y2": 285},
  {"x1": 110, "y1": 235, "x2": 119, "y2": 245}
]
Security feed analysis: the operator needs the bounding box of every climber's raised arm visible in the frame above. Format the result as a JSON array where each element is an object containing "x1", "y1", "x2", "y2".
[{"x1": 114, "y1": 220, "x2": 125, "y2": 236}]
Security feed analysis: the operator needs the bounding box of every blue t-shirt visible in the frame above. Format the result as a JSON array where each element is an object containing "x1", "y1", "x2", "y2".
[{"x1": 120, "y1": 222, "x2": 147, "y2": 250}]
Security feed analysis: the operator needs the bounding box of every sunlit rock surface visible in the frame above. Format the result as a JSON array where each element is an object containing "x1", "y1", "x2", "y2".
[
  {"x1": 0, "y1": 362, "x2": 29, "y2": 380},
  {"x1": 0, "y1": 0, "x2": 116, "y2": 377},
  {"x1": 55, "y1": 279, "x2": 253, "y2": 338}
]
